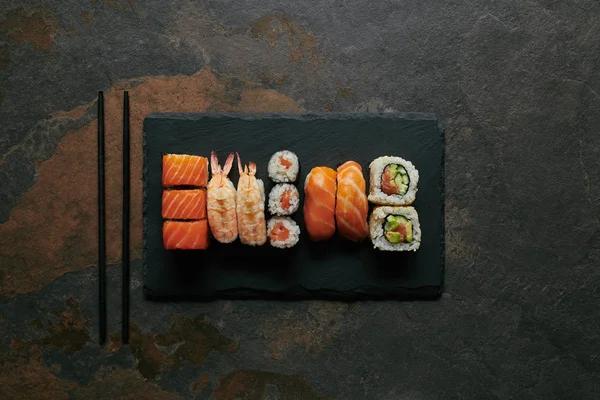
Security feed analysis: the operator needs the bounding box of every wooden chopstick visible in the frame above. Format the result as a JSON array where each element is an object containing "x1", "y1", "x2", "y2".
[
  {"x1": 97, "y1": 91, "x2": 106, "y2": 345},
  {"x1": 122, "y1": 91, "x2": 130, "y2": 344}
]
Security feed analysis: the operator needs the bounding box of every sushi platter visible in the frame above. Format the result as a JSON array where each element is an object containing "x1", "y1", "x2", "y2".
[{"x1": 142, "y1": 112, "x2": 444, "y2": 300}]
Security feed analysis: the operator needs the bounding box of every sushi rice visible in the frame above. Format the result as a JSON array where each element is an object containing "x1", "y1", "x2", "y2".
[
  {"x1": 268, "y1": 150, "x2": 299, "y2": 183},
  {"x1": 368, "y1": 155, "x2": 419, "y2": 205},
  {"x1": 267, "y1": 217, "x2": 300, "y2": 248},
  {"x1": 368, "y1": 206, "x2": 421, "y2": 251},
  {"x1": 268, "y1": 183, "x2": 300, "y2": 216}
]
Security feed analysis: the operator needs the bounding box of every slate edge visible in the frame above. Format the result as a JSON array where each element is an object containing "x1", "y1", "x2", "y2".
[{"x1": 141, "y1": 112, "x2": 445, "y2": 301}]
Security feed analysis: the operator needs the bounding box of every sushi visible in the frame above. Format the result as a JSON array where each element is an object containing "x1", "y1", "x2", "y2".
[
  {"x1": 268, "y1": 150, "x2": 299, "y2": 183},
  {"x1": 267, "y1": 217, "x2": 300, "y2": 248},
  {"x1": 235, "y1": 153, "x2": 267, "y2": 246},
  {"x1": 303, "y1": 166, "x2": 337, "y2": 241},
  {"x1": 161, "y1": 189, "x2": 206, "y2": 220},
  {"x1": 268, "y1": 183, "x2": 300, "y2": 216},
  {"x1": 368, "y1": 206, "x2": 421, "y2": 251},
  {"x1": 335, "y1": 161, "x2": 369, "y2": 242},
  {"x1": 163, "y1": 220, "x2": 209, "y2": 250},
  {"x1": 207, "y1": 151, "x2": 238, "y2": 243},
  {"x1": 368, "y1": 156, "x2": 419, "y2": 205},
  {"x1": 162, "y1": 154, "x2": 208, "y2": 187}
]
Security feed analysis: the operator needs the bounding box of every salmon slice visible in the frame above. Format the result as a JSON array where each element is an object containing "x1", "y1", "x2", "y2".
[
  {"x1": 303, "y1": 166, "x2": 337, "y2": 241},
  {"x1": 162, "y1": 189, "x2": 206, "y2": 220},
  {"x1": 162, "y1": 154, "x2": 208, "y2": 187},
  {"x1": 335, "y1": 161, "x2": 369, "y2": 241},
  {"x1": 162, "y1": 220, "x2": 209, "y2": 250}
]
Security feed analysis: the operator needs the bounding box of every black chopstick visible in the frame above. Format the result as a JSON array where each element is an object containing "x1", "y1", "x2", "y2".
[
  {"x1": 97, "y1": 91, "x2": 106, "y2": 345},
  {"x1": 122, "y1": 91, "x2": 130, "y2": 344}
]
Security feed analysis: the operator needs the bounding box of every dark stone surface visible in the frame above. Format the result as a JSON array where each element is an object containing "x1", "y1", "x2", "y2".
[
  {"x1": 1, "y1": 0, "x2": 599, "y2": 399},
  {"x1": 143, "y1": 112, "x2": 443, "y2": 300}
]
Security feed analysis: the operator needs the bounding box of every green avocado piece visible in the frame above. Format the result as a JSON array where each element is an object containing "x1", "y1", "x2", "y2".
[
  {"x1": 385, "y1": 215, "x2": 399, "y2": 230},
  {"x1": 394, "y1": 173, "x2": 403, "y2": 186},
  {"x1": 395, "y1": 215, "x2": 408, "y2": 223},
  {"x1": 385, "y1": 231, "x2": 402, "y2": 243},
  {"x1": 398, "y1": 183, "x2": 408, "y2": 194},
  {"x1": 389, "y1": 164, "x2": 399, "y2": 172},
  {"x1": 398, "y1": 166, "x2": 407, "y2": 175}
]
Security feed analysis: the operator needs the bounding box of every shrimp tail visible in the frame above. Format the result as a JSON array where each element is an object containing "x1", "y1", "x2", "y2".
[
  {"x1": 210, "y1": 151, "x2": 221, "y2": 174},
  {"x1": 249, "y1": 162, "x2": 256, "y2": 176},
  {"x1": 223, "y1": 153, "x2": 235, "y2": 176},
  {"x1": 236, "y1": 152, "x2": 243, "y2": 175}
]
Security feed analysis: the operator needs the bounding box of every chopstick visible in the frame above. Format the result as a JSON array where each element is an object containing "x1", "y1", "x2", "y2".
[
  {"x1": 97, "y1": 91, "x2": 106, "y2": 345},
  {"x1": 122, "y1": 91, "x2": 130, "y2": 344}
]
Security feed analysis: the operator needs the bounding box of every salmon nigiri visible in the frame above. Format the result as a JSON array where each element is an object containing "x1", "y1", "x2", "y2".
[
  {"x1": 207, "y1": 151, "x2": 238, "y2": 243},
  {"x1": 162, "y1": 154, "x2": 208, "y2": 187},
  {"x1": 303, "y1": 166, "x2": 337, "y2": 241},
  {"x1": 162, "y1": 189, "x2": 206, "y2": 220},
  {"x1": 335, "y1": 161, "x2": 369, "y2": 241},
  {"x1": 163, "y1": 220, "x2": 209, "y2": 250}
]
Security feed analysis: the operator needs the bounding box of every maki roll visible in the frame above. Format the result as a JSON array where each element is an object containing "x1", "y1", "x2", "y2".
[
  {"x1": 368, "y1": 206, "x2": 421, "y2": 251},
  {"x1": 267, "y1": 217, "x2": 300, "y2": 248},
  {"x1": 368, "y1": 156, "x2": 419, "y2": 205},
  {"x1": 268, "y1": 150, "x2": 299, "y2": 183},
  {"x1": 268, "y1": 183, "x2": 300, "y2": 216}
]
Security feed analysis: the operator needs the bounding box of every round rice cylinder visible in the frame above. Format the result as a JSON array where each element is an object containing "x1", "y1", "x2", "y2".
[
  {"x1": 268, "y1": 183, "x2": 300, "y2": 216},
  {"x1": 267, "y1": 217, "x2": 300, "y2": 248},
  {"x1": 268, "y1": 150, "x2": 299, "y2": 183},
  {"x1": 367, "y1": 156, "x2": 419, "y2": 205},
  {"x1": 368, "y1": 206, "x2": 421, "y2": 251}
]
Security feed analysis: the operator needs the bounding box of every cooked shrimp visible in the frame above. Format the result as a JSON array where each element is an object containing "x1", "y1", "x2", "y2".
[
  {"x1": 235, "y1": 152, "x2": 267, "y2": 246},
  {"x1": 206, "y1": 151, "x2": 238, "y2": 243}
]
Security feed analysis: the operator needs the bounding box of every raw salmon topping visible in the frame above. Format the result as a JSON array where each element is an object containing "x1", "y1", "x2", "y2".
[
  {"x1": 280, "y1": 188, "x2": 292, "y2": 210},
  {"x1": 279, "y1": 156, "x2": 292, "y2": 168},
  {"x1": 269, "y1": 222, "x2": 290, "y2": 242}
]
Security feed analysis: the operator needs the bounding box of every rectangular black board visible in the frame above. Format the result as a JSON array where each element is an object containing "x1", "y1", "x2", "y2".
[{"x1": 142, "y1": 112, "x2": 444, "y2": 300}]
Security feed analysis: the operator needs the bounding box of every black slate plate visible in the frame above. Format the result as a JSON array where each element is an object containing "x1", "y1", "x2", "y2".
[{"x1": 142, "y1": 112, "x2": 444, "y2": 300}]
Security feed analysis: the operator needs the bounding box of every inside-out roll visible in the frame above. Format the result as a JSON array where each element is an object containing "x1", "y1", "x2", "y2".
[
  {"x1": 368, "y1": 206, "x2": 421, "y2": 251},
  {"x1": 368, "y1": 156, "x2": 419, "y2": 205}
]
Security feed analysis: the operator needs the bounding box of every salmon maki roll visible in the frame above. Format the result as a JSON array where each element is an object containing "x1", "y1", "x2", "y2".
[
  {"x1": 268, "y1": 183, "x2": 300, "y2": 216},
  {"x1": 335, "y1": 161, "x2": 369, "y2": 241},
  {"x1": 162, "y1": 154, "x2": 208, "y2": 187},
  {"x1": 163, "y1": 220, "x2": 209, "y2": 250},
  {"x1": 267, "y1": 217, "x2": 300, "y2": 248},
  {"x1": 268, "y1": 150, "x2": 299, "y2": 183},
  {"x1": 303, "y1": 166, "x2": 337, "y2": 241},
  {"x1": 162, "y1": 189, "x2": 206, "y2": 220}
]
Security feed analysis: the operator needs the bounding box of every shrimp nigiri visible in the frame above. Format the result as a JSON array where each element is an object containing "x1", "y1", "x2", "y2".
[
  {"x1": 235, "y1": 153, "x2": 267, "y2": 246},
  {"x1": 206, "y1": 151, "x2": 238, "y2": 243}
]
